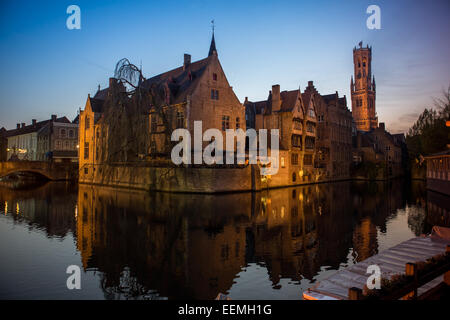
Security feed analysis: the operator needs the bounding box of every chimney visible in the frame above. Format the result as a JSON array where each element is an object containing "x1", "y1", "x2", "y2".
[
  {"x1": 183, "y1": 54, "x2": 191, "y2": 70},
  {"x1": 379, "y1": 122, "x2": 385, "y2": 131},
  {"x1": 32, "y1": 119, "x2": 36, "y2": 126},
  {"x1": 51, "y1": 114, "x2": 57, "y2": 122},
  {"x1": 109, "y1": 77, "x2": 116, "y2": 88},
  {"x1": 21, "y1": 123, "x2": 25, "y2": 128},
  {"x1": 272, "y1": 84, "x2": 281, "y2": 112},
  {"x1": 17, "y1": 123, "x2": 20, "y2": 129},
  {"x1": 308, "y1": 81, "x2": 314, "y2": 87}
]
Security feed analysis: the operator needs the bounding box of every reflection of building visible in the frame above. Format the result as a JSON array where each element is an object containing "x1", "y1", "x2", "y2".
[
  {"x1": 426, "y1": 190, "x2": 450, "y2": 229},
  {"x1": 0, "y1": 182, "x2": 77, "y2": 237},
  {"x1": 425, "y1": 150, "x2": 450, "y2": 196},
  {"x1": 76, "y1": 185, "x2": 250, "y2": 299}
]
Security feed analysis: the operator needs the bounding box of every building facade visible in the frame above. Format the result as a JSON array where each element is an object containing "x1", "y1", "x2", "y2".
[
  {"x1": 307, "y1": 83, "x2": 353, "y2": 180},
  {"x1": 37, "y1": 119, "x2": 79, "y2": 162},
  {"x1": 79, "y1": 33, "x2": 246, "y2": 180},
  {"x1": 351, "y1": 42, "x2": 378, "y2": 132},
  {"x1": 425, "y1": 150, "x2": 450, "y2": 196},
  {"x1": 5, "y1": 116, "x2": 72, "y2": 161},
  {"x1": 353, "y1": 123, "x2": 403, "y2": 179},
  {"x1": 245, "y1": 82, "x2": 318, "y2": 187}
]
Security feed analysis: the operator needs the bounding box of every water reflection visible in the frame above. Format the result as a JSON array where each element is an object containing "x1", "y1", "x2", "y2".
[{"x1": 0, "y1": 180, "x2": 447, "y2": 299}]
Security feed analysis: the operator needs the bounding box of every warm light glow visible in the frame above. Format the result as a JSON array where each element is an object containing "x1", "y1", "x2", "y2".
[
  {"x1": 298, "y1": 170, "x2": 304, "y2": 177},
  {"x1": 446, "y1": 120, "x2": 450, "y2": 127},
  {"x1": 299, "y1": 193, "x2": 304, "y2": 202},
  {"x1": 18, "y1": 148, "x2": 27, "y2": 154},
  {"x1": 4, "y1": 201, "x2": 7, "y2": 215},
  {"x1": 76, "y1": 144, "x2": 79, "y2": 149},
  {"x1": 16, "y1": 203, "x2": 19, "y2": 215},
  {"x1": 75, "y1": 205, "x2": 78, "y2": 219}
]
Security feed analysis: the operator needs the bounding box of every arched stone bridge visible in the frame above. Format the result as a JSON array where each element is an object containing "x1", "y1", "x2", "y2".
[{"x1": 0, "y1": 161, "x2": 78, "y2": 180}]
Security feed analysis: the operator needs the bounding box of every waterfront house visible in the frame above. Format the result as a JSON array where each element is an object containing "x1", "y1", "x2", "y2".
[
  {"x1": 425, "y1": 150, "x2": 450, "y2": 195},
  {"x1": 5, "y1": 115, "x2": 71, "y2": 161}
]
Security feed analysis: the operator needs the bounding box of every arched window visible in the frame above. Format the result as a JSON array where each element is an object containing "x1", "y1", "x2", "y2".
[{"x1": 60, "y1": 129, "x2": 66, "y2": 137}]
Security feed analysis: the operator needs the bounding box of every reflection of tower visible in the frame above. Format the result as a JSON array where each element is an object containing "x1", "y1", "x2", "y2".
[
  {"x1": 352, "y1": 217, "x2": 378, "y2": 261},
  {"x1": 351, "y1": 42, "x2": 378, "y2": 132}
]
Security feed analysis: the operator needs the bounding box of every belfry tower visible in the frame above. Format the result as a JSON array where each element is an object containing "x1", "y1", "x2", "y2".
[{"x1": 351, "y1": 41, "x2": 377, "y2": 131}]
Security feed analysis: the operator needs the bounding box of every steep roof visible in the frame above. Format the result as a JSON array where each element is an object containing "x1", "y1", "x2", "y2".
[
  {"x1": 280, "y1": 90, "x2": 300, "y2": 112},
  {"x1": 245, "y1": 89, "x2": 301, "y2": 115},
  {"x1": 89, "y1": 97, "x2": 106, "y2": 113},
  {"x1": 142, "y1": 56, "x2": 212, "y2": 105}
]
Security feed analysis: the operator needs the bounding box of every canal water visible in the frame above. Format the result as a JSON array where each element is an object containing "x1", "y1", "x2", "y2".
[{"x1": 0, "y1": 180, "x2": 445, "y2": 299}]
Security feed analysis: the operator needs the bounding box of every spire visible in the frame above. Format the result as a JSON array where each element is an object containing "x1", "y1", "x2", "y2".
[{"x1": 208, "y1": 20, "x2": 217, "y2": 56}]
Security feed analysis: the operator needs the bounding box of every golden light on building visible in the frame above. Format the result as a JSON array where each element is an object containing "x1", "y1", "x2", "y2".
[
  {"x1": 4, "y1": 201, "x2": 7, "y2": 215},
  {"x1": 16, "y1": 202, "x2": 19, "y2": 215},
  {"x1": 299, "y1": 193, "x2": 304, "y2": 202}
]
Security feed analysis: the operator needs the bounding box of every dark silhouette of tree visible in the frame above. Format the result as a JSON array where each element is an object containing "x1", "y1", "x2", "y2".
[
  {"x1": 406, "y1": 86, "x2": 450, "y2": 159},
  {"x1": 97, "y1": 59, "x2": 173, "y2": 163}
]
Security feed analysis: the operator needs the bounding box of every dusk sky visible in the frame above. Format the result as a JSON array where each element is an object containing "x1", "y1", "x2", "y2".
[{"x1": 0, "y1": 0, "x2": 449, "y2": 134}]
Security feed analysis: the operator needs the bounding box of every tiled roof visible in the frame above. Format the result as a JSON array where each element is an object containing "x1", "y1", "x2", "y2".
[
  {"x1": 280, "y1": 90, "x2": 300, "y2": 112},
  {"x1": 245, "y1": 89, "x2": 300, "y2": 115},
  {"x1": 89, "y1": 97, "x2": 106, "y2": 113},
  {"x1": 5, "y1": 117, "x2": 70, "y2": 137},
  {"x1": 142, "y1": 56, "x2": 212, "y2": 105}
]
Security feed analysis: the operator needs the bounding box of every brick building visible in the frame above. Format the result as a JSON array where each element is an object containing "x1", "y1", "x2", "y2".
[
  {"x1": 353, "y1": 123, "x2": 403, "y2": 178},
  {"x1": 305, "y1": 82, "x2": 353, "y2": 180},
  {"x1": 79, "y1": 32, "x2": 246, "y2": 177},
  {"x1": 245, "y1": 83, "x2": 318, "y2": 187},
  {"x1": 351, "y1": 42, "x2": 378, "y2": 132},
  {"x1": 5, "y1": 116, "x2": 71, "y2": 161}
]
